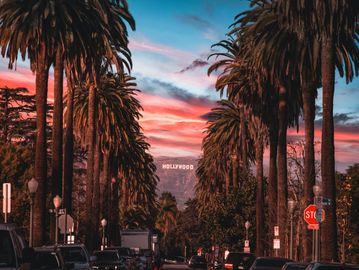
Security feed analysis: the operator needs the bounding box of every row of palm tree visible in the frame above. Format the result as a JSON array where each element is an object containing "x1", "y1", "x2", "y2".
[
  {"x1": 0, "y1": 0, "x2": 158, "y2": 250},
  {"x1": 197, "y1": 0, "x2": 358, "y2": 260}
]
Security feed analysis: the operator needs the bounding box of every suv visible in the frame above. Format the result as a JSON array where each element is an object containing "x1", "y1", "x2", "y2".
[
  {"x1": 33, "y1": 246, "x2": 72, "y2": 270},
  {"x1": 0, "y1": 223, "x2": 25, "y2": 270},
  {"x1": 58, "y1": 244, "x2": 92, "y2": 270},
  {"x1": 224, "y1": 252, "x2": 256, "y2": 270},
  {"x1": 250, "y1": 257, "x2": 293, "y2": 270}
]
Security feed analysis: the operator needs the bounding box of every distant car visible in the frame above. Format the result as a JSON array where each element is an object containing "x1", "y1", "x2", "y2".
[
  {"x1": 305, "y1": 262, "x2": 359, "y2": 270},
  {"x1": 188, "y1": 255, "x2": 207, "y2": 269},
  {"x1": 58, "y1": 244, "x2": 92, "y2": 270},
  {"x1": 0, "y1": 223, "x2": 25, "y2": 270},
  {"x1": 224, "y1": 252, "x2": 256, "y2": 270},
  {"x1": 250, "y1": 257, "x2": 293, "y2": 270},
  {"x1": 92, "y1": 250, "x2": 125, "y2": 270},
  {"x1": 282, "y1": 262, "x2": 308, "y2": 270},
  {"x1": 33, "y1": 246, "x2": 72, "y2": 270},
  {"x1": 105, "y1": 247, "x2": 135, "y2": 269}
]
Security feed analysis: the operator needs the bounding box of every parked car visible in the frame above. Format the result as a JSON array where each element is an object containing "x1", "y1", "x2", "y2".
[
  {"x1": 58, "y1": 244, "x2": 92, "y2": 270},
  {"x1": 305, "y1": 262, "x2": 359, "y2": 270},
  {"x1": 33, "y1": 246, "x2": 73, "y2": 270},
  {"x1": 92, "y1": 250, "x2": 125, "y2": 270},
  {"x1": 224, "y1": 252, "x2": 256, "y2": 270},
  {"x1": 0, "y1": 223, "x2": 25, "y2": 270},
  {"x1": 188, "y1": 255, "x2": 207, "y2": 269},
  {"x1": 282, "y1": 262, "x2": 309, "y2": 270},
  {"x1": 105, "y1": 247, "x2": 135, "y2": 269},
  {"x1": 250, "y1": 257, "x2": 293, "y2": 270}
]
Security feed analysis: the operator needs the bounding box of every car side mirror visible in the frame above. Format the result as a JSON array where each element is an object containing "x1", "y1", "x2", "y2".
[
  {"x1": 22, "y1": 247, "x2": 35, "y2": 264},
  {"x1": 90, "y1": 255, "x2": 97, "y2": 262}
]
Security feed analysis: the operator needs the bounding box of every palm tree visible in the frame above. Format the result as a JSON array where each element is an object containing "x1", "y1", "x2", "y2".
[
  {"x1": 271, "y1": 0, "x2": 359, "y2": 259},
  {"x1": 156, "y1": 192, "x2": 178, "y2": 241},
  {"x1": 0, "y1": 0, "x2": 116, "y2": 245}
]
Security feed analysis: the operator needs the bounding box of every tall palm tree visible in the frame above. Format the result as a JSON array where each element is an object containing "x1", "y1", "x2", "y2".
[
  {"x1": 271, "y1": 0, "x2": 359, "y2": 259},
  {"x1": 156, "y1": 192, "x2": 178, "y2": 241},
  {"x1": 0, "y1": 0, "x2": 114, "y2": 245}
]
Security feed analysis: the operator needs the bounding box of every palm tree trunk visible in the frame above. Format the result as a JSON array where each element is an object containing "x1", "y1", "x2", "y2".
[
  {"x1": 255, "y1": 141, "x2": 265, "y2": 256},
  {"x1": 225, "y1": 160, "x2": 230, "y2": 196},
  {"x1": 232, "y1": 154, "x2": 239, "y2": 191},
  {"x1": 85, "y1": 83, "x2": 96, "y2": 251},
  {"x1": 63, "y1": 70, "x2": 74, "y2": 213},
  {"x1": 110, "y1": 179, "x2": 120, "y2": 245},
  {"x1": 301, "y1": 82, "x2": 316, "y2": 261},
  {"x1": 321, "y1": 36, "x2": 338, "y2": 261},
  {"x1": 101, "y1": 150, "x2": 110, "y2": 219},
  {"x1": 34, "y1": 45, "x2": 50, "y2": 247},
  {"x1": 93, "y1": 132, "x2": 101, "y2": 249},
  {"x1": 277, "y1": 84, "x2": 288, "y2": 257},
  {"x1": 50, "y1": 48, "x2": 64, "y2": 242},
  {"x1": 239, "y1": 104, "x2": 248, "y2": 168},
  {"x1": 268, "y1": 102, "x2": 278, "y2": 256}
]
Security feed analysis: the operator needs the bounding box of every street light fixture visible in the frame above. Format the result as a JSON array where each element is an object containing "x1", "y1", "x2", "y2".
[
  {"x1": 245, "y1": 221, "x2": 250, "y2": 240},
  {"x1": 101, "y1": 218, "x2": 107, "y2": 250},
  {"x1": 27, "y1": 178, "x2": 38, "y2": 247},
  {"x1": 288, "y1": 199, "x2": 296, "y2": 260},
  {"x1": 53, "y1": 195, "x2": 62, "y2": 245},
  {"x1": 313, "y1": 184, "x2": 321, "y2": 197}
]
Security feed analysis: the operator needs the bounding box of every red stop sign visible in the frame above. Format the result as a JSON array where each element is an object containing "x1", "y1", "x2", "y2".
[{"x1": 304, "y1": 204, "x2": 325, "y2": 225}]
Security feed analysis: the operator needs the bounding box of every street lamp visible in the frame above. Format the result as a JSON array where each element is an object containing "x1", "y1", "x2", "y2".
[
  {"x1": 313, "y1": 184, "x2": 321, "y2": 261},
  {"x1": 27, "y1": 178, "x2": 38, "y2": 247},
  {"x1": 288, "y1": 199, "x2": 296, "y2": 260},
  {"x1": 53, "y1": 195, "x2": 62, "y2": 245},
  {"x1": 245, "y1": 221, "x2": 251, "y2": 240},
  {"x1": 101, "y1": 218, "x2": 107, "y2": 250}
]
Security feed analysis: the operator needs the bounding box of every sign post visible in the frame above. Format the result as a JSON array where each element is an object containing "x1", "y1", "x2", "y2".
[{"x1": 2, "y1": 183, "x2": 11, "y2": 223}]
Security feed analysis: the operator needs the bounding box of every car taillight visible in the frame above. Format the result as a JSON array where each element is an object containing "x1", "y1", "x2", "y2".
[{"x1": 224, "y1": 263, "x2": 233, "y2": 269}]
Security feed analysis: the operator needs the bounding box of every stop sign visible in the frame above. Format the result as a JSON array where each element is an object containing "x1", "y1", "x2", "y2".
[{"x1": 304, "y1": 204, "x2": 325, "y2": 228}]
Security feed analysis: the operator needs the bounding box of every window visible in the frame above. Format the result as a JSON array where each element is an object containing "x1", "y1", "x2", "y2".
[{"x1": 0, "y1": 230, "x2": 16, "y2": 268}]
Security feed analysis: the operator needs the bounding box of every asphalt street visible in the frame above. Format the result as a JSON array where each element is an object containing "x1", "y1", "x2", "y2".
[{"x1": 162, "y1": 263, "x2": 189, "y2": 270}]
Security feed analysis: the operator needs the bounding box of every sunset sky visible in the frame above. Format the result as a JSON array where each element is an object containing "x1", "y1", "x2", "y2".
[{"x1": 0, "y1": 0, "x2": 358, "y2": 172}]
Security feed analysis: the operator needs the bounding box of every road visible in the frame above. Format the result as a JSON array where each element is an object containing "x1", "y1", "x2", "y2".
[{"x1": 162, "y1": 263, "x2": 189, "y2": 270}]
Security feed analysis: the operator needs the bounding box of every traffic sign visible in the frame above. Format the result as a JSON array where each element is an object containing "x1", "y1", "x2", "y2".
[
  {"x1": 244, "y1": 246, "x2": 250, "y2": 253},
  {"x1": 315, "y1": 208, "x2": 324, "y2": 223},
  {"x1": 58, "y1": 214, "x2": 74, "y2": 234},
  {"x1": 304, "y1": 204, "x2": 325, "y2": 228},
  {"x1": 274, "y1": 226, "x2": 279, "y2": 237},
  {"x1": 2, "y1": 183, "x2": 11, "y2": 214},
  {"x1": 273, "y1": 239, "x2": 280, "y2": 249},
  {"x1": 244, "y1": 240, "x2": 249, "y2": 247}
]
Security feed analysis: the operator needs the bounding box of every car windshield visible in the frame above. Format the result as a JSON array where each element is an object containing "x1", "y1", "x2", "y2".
[
  {"x1": 256, "y1": 259, "x2": 289, "y2": 267},
  {"x1": 60, "y1": 247, "x2": 87, "y2": 263},
  {"x1": 116, "y1": 248, "x2": 130, "y2": 256},
  {"x1": 192, "y1": 256, "x2": 206, "y2": 263},
  {"x1": 226, "y1": 253, "x2": 255, "y2": 265},
  {"x1": 94, "y1": 251, "x2": 119, "y2": 262},
  {"x1": 33, "y1": 252, "x2": 60, "y2": 270},
  {"x1": 0, "y1": 231, "x2": 16, "y2": 268}
]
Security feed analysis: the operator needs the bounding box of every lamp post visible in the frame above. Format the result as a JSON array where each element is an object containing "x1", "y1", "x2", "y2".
[
  {"x1": 101, "y1": 218, "x2": 107, "y2": 250},
  {"x1": 27, "y1": 178, "x2": 38, "y2": 247},
  {"x1": 288, "y1": 199, "x2": 296, "y2": 260},
  {"x1": 245, "y1": 221, "x2": 250, "y2": 240},
  {"x1": 313, "y1": 184, "x2": 321, "y2": 261},
  {"x1": 53, "y1": 195, "x2": 62, "y2": 245}
]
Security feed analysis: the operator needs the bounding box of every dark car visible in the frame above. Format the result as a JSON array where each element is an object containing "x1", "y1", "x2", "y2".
[
  {"x1": 250, "y1": 257, "x2": 293, "y2": 270},
  {"x1": 58, "y1": 244, "x2": 92, "y2": 270},
  {"x1": 0, "y1": 223, "x2": 25, "y2": 270},
  {"x1": 92, "y1": 250, "x2": 125, "y2": 270},
  {"x1": 282, "y1": 262, "x2": 309, "y2": 270},
  {"x1": 33, "y1": 246, "x2": 73, "y2": 270},
  {"x1": 105, "y1": 247, "x2": 135, "y2": 269},
  {"x1": 224, "y1": 252, "x2": 256, "y2": 270},
  {"x1": 305, "y1": 262, "x2": 359, "y2": 270},
  {"x1": 188, "y1": 255, "x2": 207, "y2": 269}
]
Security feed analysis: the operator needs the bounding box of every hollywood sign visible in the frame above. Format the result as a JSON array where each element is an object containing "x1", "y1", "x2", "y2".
[{"x1": 162, "y1": 164, "x2": 194, "y2": 170}]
